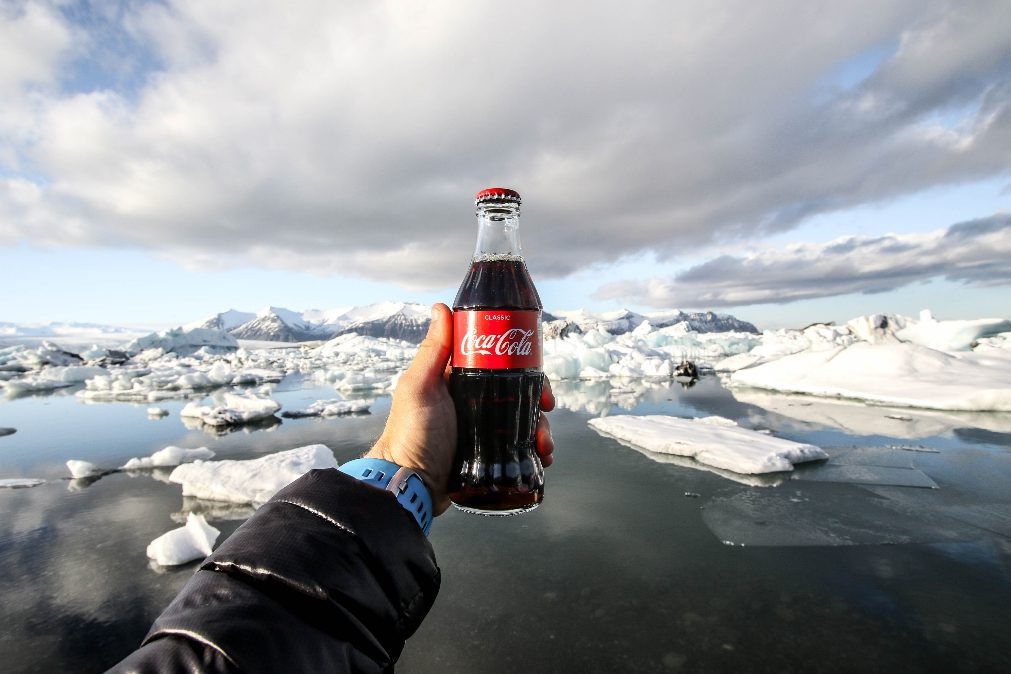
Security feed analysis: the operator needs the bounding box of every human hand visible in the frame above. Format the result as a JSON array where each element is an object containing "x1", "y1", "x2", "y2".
[{"x1": 366, "y1": 303, "x2": 555, "y2": 516}]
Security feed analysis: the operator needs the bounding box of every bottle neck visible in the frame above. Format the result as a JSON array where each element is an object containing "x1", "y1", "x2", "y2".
[{"x1": 473, "y1": 200, "x2": 523, "y2": 259}]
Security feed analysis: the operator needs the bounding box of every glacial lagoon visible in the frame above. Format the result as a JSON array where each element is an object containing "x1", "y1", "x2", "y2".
[{"x1": 1, "y1": 375, "x2": 1010, "y2": 672}]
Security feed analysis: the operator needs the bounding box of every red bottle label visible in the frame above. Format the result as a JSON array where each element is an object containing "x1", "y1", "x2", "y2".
[{"x1": 452, "y1": 310, "x2": 542, "y2": 369}]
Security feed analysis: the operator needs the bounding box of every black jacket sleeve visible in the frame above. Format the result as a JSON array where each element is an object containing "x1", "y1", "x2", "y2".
[{"x1": 109, "y1": 468, "x2": 441, "y2": 673}]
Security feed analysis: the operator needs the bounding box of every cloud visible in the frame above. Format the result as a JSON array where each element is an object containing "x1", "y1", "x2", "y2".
[
  {"x1": 1, "y1": 0, "x2": 1010, "y2": 289},
  {"x1": 593, "y1": 213, "x2": 1011, "y2": 308}
]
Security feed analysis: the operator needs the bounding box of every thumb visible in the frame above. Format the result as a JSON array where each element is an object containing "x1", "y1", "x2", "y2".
[{"x1": 408, "y1": 303, "x2": 453, "y2": 383}]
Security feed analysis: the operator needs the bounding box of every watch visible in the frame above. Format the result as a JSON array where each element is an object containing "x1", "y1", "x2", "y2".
[{"x1": 339, "y1": 458, "x2": 433, "y2": 536}]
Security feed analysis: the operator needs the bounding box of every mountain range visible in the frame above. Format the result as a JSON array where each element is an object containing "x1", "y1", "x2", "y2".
[
  {"x1": 187, "y1": 304, "x2": 759, "y2": 343},
  {"x1": 186, "y1": 302, "x2": 435, "y2": 343},
  {"x1": 1, "y1": 304, "x2": 759, "y2": 347}
]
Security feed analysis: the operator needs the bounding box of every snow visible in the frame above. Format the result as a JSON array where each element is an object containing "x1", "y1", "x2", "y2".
[
  {"x1": 168, "y1": 444, "x2": 338, "y2": 504},
  {"x1": 180, "y1": 393, "x2": 281, "y2": 427},
  {"x1": 122, "y1": 446, "x2": 215, "y2": 469},
  {"x1": 588, "y1": 415, "x2": 828, "y2": 474},
  {"x1": 66, "y1": 460, "x2": 100, "y2": 478},
  {"x1": 146, "y1": 513, "x2": 220, "y2": 566},
  {"x1": 281, "y1": 398, "x2": 372, "y2": 418}
]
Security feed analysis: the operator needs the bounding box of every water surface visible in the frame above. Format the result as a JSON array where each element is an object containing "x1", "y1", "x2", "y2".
[{"x1": 1, "y1": 377, "x2": 1009, "y2": 672}]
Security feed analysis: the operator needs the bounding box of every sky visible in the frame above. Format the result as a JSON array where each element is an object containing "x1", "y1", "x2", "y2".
[{"x1": 1, "y1": 0, "x2": 1009, "y2": 331}]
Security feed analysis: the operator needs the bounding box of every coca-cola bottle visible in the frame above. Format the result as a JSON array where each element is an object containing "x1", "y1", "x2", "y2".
[{"x1": 449, "y1": 187, "x2": 545, "y2": 515}]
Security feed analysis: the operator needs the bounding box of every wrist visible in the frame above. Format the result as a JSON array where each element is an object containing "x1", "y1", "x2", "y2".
[{"x1": 340, "y1": 456, "x2": 433, "y2": 536}]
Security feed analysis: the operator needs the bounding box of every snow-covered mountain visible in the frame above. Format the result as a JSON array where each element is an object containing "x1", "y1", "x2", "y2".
[
  {"x1": 551, "y1": 309, "x2": 758, "y2": 335},
  {"x1": 228, "y1": 308, "x2": 321, "y2": 342},
  {"x1": 184, "y1": 310, "x2": 256, "y2": 332},
  {"x1": 0, "y1": 321, "x2": 152, "y2": 348},
  {"x1": 183, "y1": 302, "x2": 432, "y2": 343},
  {"x1": 2, "y1": 304, "x2": 759, "y2": 348},
  {"x1": 183, "y1": 303, "x2": 759, "y2": 344}
]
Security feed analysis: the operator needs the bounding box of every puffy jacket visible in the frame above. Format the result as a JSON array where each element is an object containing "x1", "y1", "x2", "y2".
[{"x1": 109, "y1": 468, "x2": 441, "y2": 673}]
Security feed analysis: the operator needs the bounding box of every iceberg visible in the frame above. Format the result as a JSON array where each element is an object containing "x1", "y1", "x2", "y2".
[
  {"x1": 168, "y1": 444, "x2": 338, "y2": 505},
  {"x1": 180, "y1": 392, "x2": 281, "y2": 427},
  {"x1": 588, "y1": 415, "x2": 827, "y2": 474},
  {"x1": 729, "y1": 342, "x2": 1011, "y2": 411},
  {"x1": 894, "y1": 310, "x2": 1011, "y2": 352},
  {"x1": 122, "y1": 446, "x2": 216, "y2": 470},
  {"x1": 146, "y1": 513, "x2": 220, "y2": 566},
  {"x1": 124, "y1": 327, "x2": 238, "y2": 356}
]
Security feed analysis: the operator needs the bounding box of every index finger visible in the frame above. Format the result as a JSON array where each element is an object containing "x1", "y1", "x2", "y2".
[{"x1": 540, "y1": 375, "x2": 555, "y2": 412}]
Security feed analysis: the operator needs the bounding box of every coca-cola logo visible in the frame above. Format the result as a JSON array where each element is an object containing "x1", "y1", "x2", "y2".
[
  {"x1": 452, "y1": 309, "x2": 542, "y2": 369},
  {"x1": 459, "y1": 327, "x2": 535, "y2": 357}
]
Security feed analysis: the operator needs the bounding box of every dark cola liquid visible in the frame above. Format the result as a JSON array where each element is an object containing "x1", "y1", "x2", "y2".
[{"x1": 449, "y1": 257, "x2": 545, "y2": 515}]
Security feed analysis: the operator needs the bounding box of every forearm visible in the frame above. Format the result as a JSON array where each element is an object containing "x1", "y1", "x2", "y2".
[{"x1": 109, "y1": 469, "x2": 441, "y2": 673}]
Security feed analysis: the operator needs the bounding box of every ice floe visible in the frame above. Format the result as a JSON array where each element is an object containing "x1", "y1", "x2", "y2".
[
  {"x1": 122, "y1": 446, "x2": 215, "y2": 470},
  {"x1": 146, "y1": 513, "x2": 220, "y2": 566},
  {"x1": 588, "y1": 415, "x2": 827, "y2": 474},
  {"x1": 0, "y1": 478, "x2": 46, "y2": 488},
  {"x1": 281, "y1": 398, "x2": 372, "y2": 418},
  {"x1": 180, "y1": 393, "x2": 281, "y2": 427},
  {"x1": 168, "y1": 444, "x2": 338, "y2": 505}
]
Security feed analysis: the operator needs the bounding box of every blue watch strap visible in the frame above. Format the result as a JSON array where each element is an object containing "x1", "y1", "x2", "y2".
[{"x1": 339, "y1": 458, "x2": 433, "y2": 536}]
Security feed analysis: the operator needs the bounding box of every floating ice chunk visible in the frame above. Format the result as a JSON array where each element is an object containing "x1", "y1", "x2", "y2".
[
  {"x1": 729, "y1": 342, "x2": 1011, "y2": 411},
  {"x1": 66, "y1": 460, "x2": 100, "y2": 478},
  {"x1": 332, "y1": 370, "x2": 391, "y2": 391},
  {"x1": 895, "y1": 310, "x2": 1011, "y2": 352},
  {"x1": 180, "y1": 393, "x2": 281, "y2": 427},
  {"x1": 125, "y1": 327, "x2": 238, "y2": 356},
  {"x1": 168, "y1": 444, "x2": 338, "y2": 505},
  {"x1": 146, "y1": 513, "x2": 220, "y2": 566},
  {"x1": 0, "y1": 478, "x2": 45, "y2": 488},
  {"x1": 588, "y1": 415, "x2": 827, "y2": 475},
  {"x1": 281, "y1": 398, "x2": 372, "y2": 418},
  {"x1": 122, "y1": 446, "x2": 215, "y2": 470},
  {"x1": 147, "y1": 407, "x2": 169, "y2": 417}
]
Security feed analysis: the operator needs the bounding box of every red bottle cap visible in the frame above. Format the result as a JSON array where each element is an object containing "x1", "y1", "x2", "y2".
[{"x1": 475, "y1": 187, "x2": 521, "y2": 204}]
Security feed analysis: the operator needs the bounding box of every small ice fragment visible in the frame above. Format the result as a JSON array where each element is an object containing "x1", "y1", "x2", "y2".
[
  {"x1": 147, "y1": 407, "x2": 169, "y2": 417},
  {"x1": 0, "y1": 478, "x2": 45, "y2": 488},
  {"x1": 281, "y1": 398, "x2": 372, "y2": 418},
  {"x1": 146, "y1": 513, "x2": 220, "y2": 566},
  {"x1": 67, "y1": 460, "x2": 100, "y2": 479},
  {"x1": 684, "y1": 492, "x2": 701, "y2": 498},
  {"x1": 122, "y1": 446, "x2": 215, "y2": 470}
]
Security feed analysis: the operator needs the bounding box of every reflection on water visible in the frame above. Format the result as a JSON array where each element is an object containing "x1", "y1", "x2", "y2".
[{"x1": 1, "y1": 375, "x2": 1010, "y2": 672}]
